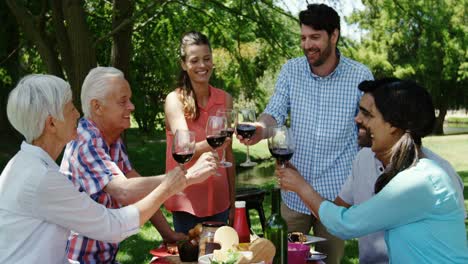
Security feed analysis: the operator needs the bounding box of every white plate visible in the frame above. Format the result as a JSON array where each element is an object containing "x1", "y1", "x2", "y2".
[{"x1": 308, "y1": 249, "x2": 327, "y2": 261}]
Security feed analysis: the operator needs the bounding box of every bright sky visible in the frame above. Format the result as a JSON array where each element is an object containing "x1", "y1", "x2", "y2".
[{"x1": 278, "y1": 0, "x2": 365, "y2": 40}]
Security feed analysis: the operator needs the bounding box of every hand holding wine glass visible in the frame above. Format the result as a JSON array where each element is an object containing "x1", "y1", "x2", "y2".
[
  {"x1": 268, "y1": 125, "x2": 295, "y2": 168},
  {"x1": 237, "y1": 109, "x2": 257, "y2": 167},
  {"x1": 172, "y1": 129, "x2": 195, "y2": 195},
  {"x1": 275, "y1": 163, "x2": 308, "y2": 194},
  {"x1": 186, "y1": 152, "x2": 219, "y2": 185},
  {"x1": 215, "y1": 109, "x2": 237, "y2": 167},
  {"x1": 172, "y1": 129, "x2": 196, "y2": 167}
]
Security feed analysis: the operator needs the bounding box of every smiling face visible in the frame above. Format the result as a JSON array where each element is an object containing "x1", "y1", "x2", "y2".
[
  {"x1": 355, "y1": 93, "x2": 403, "y2": 161},
  {"x1": 181, "y1": 44, "x2": 213, "y2": 85},
  {"x1": 97, "y1": 77, "x2": 135, "y2": 134},
  {"x1": 300, "y1": 24, "x2": 337, "y2": 68}
]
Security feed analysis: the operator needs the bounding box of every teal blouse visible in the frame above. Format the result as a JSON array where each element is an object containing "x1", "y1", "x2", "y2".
[{"x1": 320, "y1": 159, "x2": 468, "y2": 263}]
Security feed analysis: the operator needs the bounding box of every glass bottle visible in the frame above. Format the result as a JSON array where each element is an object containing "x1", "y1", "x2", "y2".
[
  {"x1": 198, "y1": 221, "x2": 225, "y2": 257},
  {"x1": 265, "y1": 188, "x2": 288, "y2": 264},
  {"x1": 233, "y1": 201, "x2": 251, "y2": 243}
]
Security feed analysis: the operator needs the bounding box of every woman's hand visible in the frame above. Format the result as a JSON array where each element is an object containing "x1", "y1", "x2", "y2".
[
  {"x1": 275, "y1": 162, "x2": 308, "y2": 194},
  {"x1": 186, "y1": 152, "x2": 218, "y2": 185},
  {"x1": 163, "y1": 166, "x2": 188, "y2": 196}
]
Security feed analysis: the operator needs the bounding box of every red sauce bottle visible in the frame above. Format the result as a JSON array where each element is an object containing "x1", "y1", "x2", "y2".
[{"x1": 233, "y1": 201, "x2": 250, "y2": 243}]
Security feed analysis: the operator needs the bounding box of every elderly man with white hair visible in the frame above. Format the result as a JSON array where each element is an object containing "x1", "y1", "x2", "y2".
[
  {"x1": 60, "y1": 66, "x2": 195, "y2": 263},
  {"x1": 0, "y1": 74, "x2": 217, "y2": 264}
]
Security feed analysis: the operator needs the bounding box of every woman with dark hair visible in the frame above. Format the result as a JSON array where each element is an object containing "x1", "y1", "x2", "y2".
[
  {"x1": 164, "y1": 31, "x2": 236, "y2": 233},
  {"x1": 277, "y1": 78, "x2": 468, "y2": 263}
]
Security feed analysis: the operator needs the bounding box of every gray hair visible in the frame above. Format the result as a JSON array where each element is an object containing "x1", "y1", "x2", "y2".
[
  {"x1": 81, "y1": 66, "x2": 124, "y2": 118},
  {"x1": 7, "y1": 74, "x2": 72, "y2": 143}
]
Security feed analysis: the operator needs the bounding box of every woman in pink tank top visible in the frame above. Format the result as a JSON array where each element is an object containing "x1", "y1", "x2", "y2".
[{"x1": 164, "y1": 31, "x2": 236, "y2": 234}]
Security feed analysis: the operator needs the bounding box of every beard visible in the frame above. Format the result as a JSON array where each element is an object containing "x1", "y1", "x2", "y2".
[
  {"x1": 304, "y1": 39, "x2": 333, "y2": 67},
  {"x1": 358, "y1": 124, "x2": 372, "y2": 148}
]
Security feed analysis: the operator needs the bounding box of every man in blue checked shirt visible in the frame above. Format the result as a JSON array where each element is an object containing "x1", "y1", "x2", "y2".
[{"x1": 239, "y1": 4, "x2": 373, "y2": 263}]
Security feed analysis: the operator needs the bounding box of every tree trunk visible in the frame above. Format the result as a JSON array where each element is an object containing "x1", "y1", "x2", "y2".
[
  {"x1": 0, "y1": 2, "x2": 21, "y2": 134},
  {"x1": 6, "y1": 0, "x2": 63, "y2": 77},
  {"x1": 50, "y1": 0, "x2": 73, "y2": 81},
  {"x1": 433, "y1": 104, "x2": 447, "y2": 135},
  {"x1": 111, "y1": 0, "x2": 134, "y2": 79},
  {"x1": 62, "y1": 0, "x2": 97, "y2": 111}
]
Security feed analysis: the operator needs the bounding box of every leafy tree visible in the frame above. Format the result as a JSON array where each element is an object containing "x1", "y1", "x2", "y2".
[
  {"x1": 4, "y1": 0, "x2": 300, "y2": 133},
  {"x1": 347, "y1": 0, "x2": 468, "y2": 134}
]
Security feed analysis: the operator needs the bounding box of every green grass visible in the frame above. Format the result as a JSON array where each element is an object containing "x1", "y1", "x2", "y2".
[
  {"x1": 115, "y1": 131, "x2": 468, "y2": 264},
  {"x1": 446, "y1": 116, "x2": 468, "y2": 124}
]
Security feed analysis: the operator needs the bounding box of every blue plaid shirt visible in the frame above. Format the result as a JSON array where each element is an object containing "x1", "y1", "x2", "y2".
[{"x1": 264, "y1": 54, "x2": 373, "y2": 214}]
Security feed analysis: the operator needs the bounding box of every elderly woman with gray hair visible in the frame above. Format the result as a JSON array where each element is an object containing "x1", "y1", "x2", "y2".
[{"x1": 0, "y1": 74, "x2": 217, "y2": 263}]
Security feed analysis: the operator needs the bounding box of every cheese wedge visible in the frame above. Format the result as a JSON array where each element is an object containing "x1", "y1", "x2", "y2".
[{"x1": 213, "y1": 226, "x2": 239, "y2": 251}]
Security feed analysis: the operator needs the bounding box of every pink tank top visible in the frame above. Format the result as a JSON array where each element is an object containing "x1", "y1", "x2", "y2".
[{"x1": 164, "y1": 86, "x2": 230, "y2": 217}]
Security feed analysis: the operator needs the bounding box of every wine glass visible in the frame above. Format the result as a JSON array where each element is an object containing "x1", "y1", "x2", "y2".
[
  {"x1": 268, "y1": 125, "x2": 295, "y2": 168},
  {"x1": 215, "y1": 109, "x2": 237, "y2": 167},
  {"x1": 172, "y1": 129, "x2": 196, "y2": 195},
  {"x1": 237, "y1": 109, "x2": 257, "y2": 167},
  {"x1": 206, "y1": 116, "x2": 227, "y2": 176}
]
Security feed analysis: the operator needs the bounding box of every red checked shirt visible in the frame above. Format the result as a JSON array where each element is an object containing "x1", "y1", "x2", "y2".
[{"x1": 60, "y1": 118, "x2": 132, "y2": 264}]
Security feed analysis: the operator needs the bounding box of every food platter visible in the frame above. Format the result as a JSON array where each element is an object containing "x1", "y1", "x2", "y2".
[{"x1": 198, "y1": 252, "x2": 265, "y2": 264}]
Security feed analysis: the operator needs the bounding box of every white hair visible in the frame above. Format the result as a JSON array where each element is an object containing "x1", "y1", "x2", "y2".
[
  {"x1": 81, "y1": 66, "x2": 124, "y2": 118},
  {"x1": 7, "y1": 74, "x2": 72, "y2": 143}
]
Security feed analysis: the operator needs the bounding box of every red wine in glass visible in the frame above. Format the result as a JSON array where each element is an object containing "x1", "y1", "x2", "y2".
[
  {"x1": 216, "y1": 109, "x2": 237, "y2": 168},
  {"x1": 206, "y1": 134, "x2": 227, "y2": 149},
  {"x1": 206, "y1": 116, "x2": 227, "y2": 176},
  {"x1": 236, "y1": 124, "x2": 256, "y2": 139},
  {"x1": 268, "y1": 125, "x2": 295, "y2": 169},
  {"x1": 172, "y1": 129, "x2": 196, "y2": 195},
  {"x1": 237, "y1": 109, "x2": 257, "y2": 167},
  {"x1": 172, "y1": 151, "x2": 194, "y2": 164},
  {"x1": 269, "y1": 148, "x2": 294, "y2": 166},
  {"x1": 221, "y1": 127, "x2": 235, "y2": 138}
]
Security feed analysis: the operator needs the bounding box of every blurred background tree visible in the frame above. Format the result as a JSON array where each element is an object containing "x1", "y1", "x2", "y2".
[
  {"x1": 1, "y1": 0, "x2": 466, "y2": 136},
  {"x1": 345, "y1": 0, "x2": 467, "y2": 134},
  {"x1": 2, "y1": 0, "x2": 300, "y2": 134}
]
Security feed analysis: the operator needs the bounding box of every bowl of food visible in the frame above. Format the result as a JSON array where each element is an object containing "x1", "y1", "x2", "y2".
[{"x1": 287, "y1": 242, "x2": 309, "y2": 264}]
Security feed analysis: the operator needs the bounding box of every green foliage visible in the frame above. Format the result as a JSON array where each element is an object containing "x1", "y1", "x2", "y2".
[
  {"x1": 111, "y1": 0, "x2": 301, "y2": 133},
  {"x1": 347, "y1": 0, "x2": 468, "y2": 111},
  {"x1": 4, "y1": 0, "x2": 300, "y2": 134}
]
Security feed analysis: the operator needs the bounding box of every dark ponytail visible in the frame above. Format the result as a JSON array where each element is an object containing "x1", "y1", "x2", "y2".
[{"x1": 358, "y1": 78, "x2": 435, "y2": 194}]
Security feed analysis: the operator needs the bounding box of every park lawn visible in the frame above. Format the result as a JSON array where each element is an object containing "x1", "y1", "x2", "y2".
[{"x1": 115, "y1": 131, "x2": 468, "y2": 263}]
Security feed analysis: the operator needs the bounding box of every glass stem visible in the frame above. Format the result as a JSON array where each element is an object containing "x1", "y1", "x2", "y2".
[
  {"x1": 222, "y1": 148, "x2": 227, "y2": 162},
  {"x1": 245, "y1": 145, "x2": 251, "y2": 162}
]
